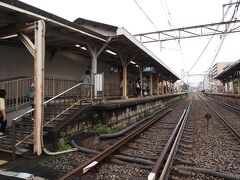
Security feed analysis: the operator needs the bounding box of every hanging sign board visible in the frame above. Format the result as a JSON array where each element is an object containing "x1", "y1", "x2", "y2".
[
  {"x1": 143, "y1": 67, "x2": 156, "y2": 73},
  {"x1": 234, "y1": 71, "x2": 240, "y2": 77}
]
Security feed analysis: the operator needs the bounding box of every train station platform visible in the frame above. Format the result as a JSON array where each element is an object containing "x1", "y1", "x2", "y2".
[
  {"x1": 96, "y1": 93, "x2": 185, "y2": 109},
  {"x1": 0, "y1": 93, "x2": 188, "y2": 179},
  {"x1": 49, "y1": 93, "x2": 187, "y2": 150}
]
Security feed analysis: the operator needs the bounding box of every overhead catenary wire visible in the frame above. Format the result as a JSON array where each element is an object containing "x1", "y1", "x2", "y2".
[
  {"x1": 160, "y1": 0, "x2": 186, "y2": 69},
  {"x1": 160, "y1": 0, "x2": 172, "y2": 27},
  {"x1": 187, "y1": 0, "x2": 235, "y2": 73},
  {"x1": 132, "y1": 0, "x2": 186, "y2": 69},
  {"x1": 208, "y1": 1, "x2": 240, "y2": 69},
  {"x1": 132, "y1": 0, "x2": 159, "y2": 31}
]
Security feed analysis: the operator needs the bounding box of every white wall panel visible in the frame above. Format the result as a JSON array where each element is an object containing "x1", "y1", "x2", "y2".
[{"x1": 0, "y1": 45, "x2": 119, "y2": 84}]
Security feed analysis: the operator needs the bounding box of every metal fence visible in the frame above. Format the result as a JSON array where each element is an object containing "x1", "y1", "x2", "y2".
[
  {"x1": 0, "y1": 76, "x2": 80, "y2": 110},
  {"x1": 0, "y1": 76, "x2": 127, "y2": 110}
]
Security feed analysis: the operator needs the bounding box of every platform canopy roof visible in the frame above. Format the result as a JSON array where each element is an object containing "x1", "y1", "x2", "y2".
[
  {"x1": 0, "y1": 0, "x2": 179, "y2": 82},
  {"x1": 0, "y1": 0, "x2": 113, "y2": 66},
  {"x1": 75, "y1": 18, "x2": 179, "y2": 82},
  {"x1": 215, "y1": 59, "x2": 240, "y2": 81}
]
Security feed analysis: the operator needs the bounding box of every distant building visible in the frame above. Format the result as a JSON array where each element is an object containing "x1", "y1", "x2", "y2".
[
  {"x1": 210, "y1": 62, "x2": 232, "y2": 80},
  {"x1": 203, "y1": 74, "x2": 210, "y2": 91},
  {"x1": 198, "y1": 82, "x2": 203, "y2": 91},
  {"x1": 174, "y1": 81, "x2": 184, "y2": 92},
  {"x1": 209, "y1": 62, "x2": 233, "y2": 93}
]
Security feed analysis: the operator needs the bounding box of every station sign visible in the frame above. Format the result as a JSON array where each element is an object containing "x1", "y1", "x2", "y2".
[
  {"x1": 143, "y1": 67, "x2": 156, "y2": 73},
  {"x1": 204, "y1": 113, "x2": 212, "y2": 120}
]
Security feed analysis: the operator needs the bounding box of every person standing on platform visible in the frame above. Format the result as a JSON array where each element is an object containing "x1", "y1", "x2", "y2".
[
  {"x1": 142, "y1": 80, "x2": 147, "y2": 97},
  {"x1": 0, "y1": 89, "x2": 7, "y2": 137},
  {"x1": 136, "y1": 78, "x2": 141, "y2": 97},
  {"x1": 80, "y1": 70, "x2": 91, "y2": 99},
  {"x1": 146, "y1": 79, "x2": 150, "y2": 96},
  {"x1": 28, "y1": 83, "x2": 34, "y2": 108}
]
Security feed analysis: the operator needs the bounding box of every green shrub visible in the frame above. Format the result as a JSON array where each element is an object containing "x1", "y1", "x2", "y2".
[
  {"x1": 58, "y1": 138, "x2": 71, "y2": 151},
  {"x1": 94, "y1": 123, "x2": 113, "y2": 134},
  {"x1": 144, "y1": 111, "x2": 151, "y2": 117}
]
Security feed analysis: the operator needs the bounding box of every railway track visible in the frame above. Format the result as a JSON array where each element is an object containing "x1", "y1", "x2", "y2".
[
  {"x1": 163, "y1": 94, "x2": 240, "y2": 180},
  {"x1": 203, "y1": 94, "x2": 240, "y2": 136},
  {"x1": 60, "y1": 96, "x2": 193, "y2": 179},
  {"x1": 205, "y1": 95, "x2": 240, "y2": 116},
  {"x1": 42, "y1": 93, "x2": 240, "y2": 179}
]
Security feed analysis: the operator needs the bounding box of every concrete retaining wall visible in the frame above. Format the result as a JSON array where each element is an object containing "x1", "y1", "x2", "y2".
[
  {"x1": 100, "y1": 95, "x2": 182, "y2": 129},
  {"x1": 52, "y1": 94, "x2": 187, "y2": 150}
]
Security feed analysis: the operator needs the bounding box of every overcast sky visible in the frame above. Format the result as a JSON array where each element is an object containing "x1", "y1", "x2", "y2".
[{"x1": 20, "y1": 0, "x2": 240, "y2": 86}]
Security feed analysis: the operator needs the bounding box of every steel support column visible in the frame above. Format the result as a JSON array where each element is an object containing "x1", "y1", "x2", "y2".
[
  {"x1": 156, "y1": 76, "x2": 159, "y2": 95},
  {"x1": 161, "y1": 80, "x2": 164, "y2": 95},
  {"x1": 34, "y1": 20, "x2": 45, "y2": 155},
  {"x1": 149, "y1": 74, "x2": 153, "y2": 96},
  {"x1": 87, "y1": 38, "x2": 111, "y2": 99},
  {"x1": 168, "y1": 82, "x2": 171, "y2": 94},
  {"x1": 139, "y1": 70, "x2": 143, "y2": 97},
  {"x1": 172, "y1": 83, "x2": 175, "y2": 94},
  {"x1": 16, "y1": 20, "x2": 45, "y2": 156},
  {"x1": 87, "y1": 46, "x2": 98, "y2": 98},
  {"x1": 170, "y1": 81, "x2": 172, "y2": 94},
  {"x1": 119, "y1": 54, "x2": 136, "y2": 99},
  {"x1": 232, "y1": 80, "x2": 236, "y2": 95},
  {"x1": 226, "y1": 81, "x2": 229, "y2": 94},
  {"x1": 122, "y1": 66, "x2": 128, "y2": 98},
  {"x1": 238, "y1": 79, "x2": 240, "y2": 95},
  {"x1": 166, "y1": 81, "x2": 168, "y2": 94}
]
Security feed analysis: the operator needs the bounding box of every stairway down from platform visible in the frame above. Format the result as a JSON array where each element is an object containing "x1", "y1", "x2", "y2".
[{"x1": 0, "y1": 82, "x2": 93, "y2": 159}]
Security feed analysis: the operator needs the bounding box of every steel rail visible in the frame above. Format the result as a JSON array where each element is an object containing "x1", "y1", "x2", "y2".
[
  {"x1": 199, "y1": 95, "x2": 240, "y2": 141},
  {"x1": 148, "y1": 97, "x2": 193, "y2": 180},
  {"x1": 205, "y1": 95, "x2": 240, "y2": 115},
  {"x1": 60, "y1": 109, "x2": 172, "y2": 179},
  {"x1": 159, "y1": 98, "x2": 193, "y2": 180},
  {"x1": 152, "y1": 94, "x2": 239, "y2": 180}
]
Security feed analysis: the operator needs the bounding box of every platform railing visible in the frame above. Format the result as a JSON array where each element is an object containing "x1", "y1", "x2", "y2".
[
  {"x1": 44, "y1": 76, "x2": 79, "y2": 97},
  {"x1": 0, "y1": 76, "x2": 80, "y2": 110},
  {"x1": 103, "y1": 83, "x2": 135, "y2": 97},
  {"x1": 11, "y1": 82, "x2": 94, "y2": 159},
  {"x1": 0, "y1": 77, "x2": 33, "y2": 109},
  {"x1": 104, "y1": 83, "x2": 120, "y2": 97},
  {"x1": 1, "y1": 76, "x2": 135, "y2": 108}
]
